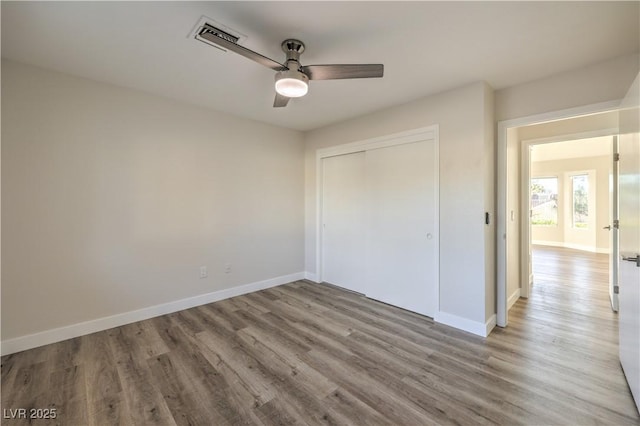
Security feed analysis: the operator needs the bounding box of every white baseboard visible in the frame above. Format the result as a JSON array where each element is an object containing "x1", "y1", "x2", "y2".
[
  {"x1": 507, "y1": 288, "x2": 521, "y2": 310},
  {"x1": 304, "y1": 271, "x2": 320, "y2": 283},
  {"x1": 435, "y1": 311, "x2": 496, "y2": 337},
  {"x1": 1, "y1": 272, "x2": 304, "y2": 356},
  {"x1": 485, "y1": 314, "x2": 497, "y2": 336},
  {"x1": 532, "y1": 240, "x2": 609, "y2": 254}
]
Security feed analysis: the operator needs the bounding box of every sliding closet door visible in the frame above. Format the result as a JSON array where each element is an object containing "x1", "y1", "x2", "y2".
[
  {"x1": 365, "y1": 140, "x2": 438, "y2": 316},
  {"x1": 321, "y1": 152, "x2": 367, "y2": 294}
]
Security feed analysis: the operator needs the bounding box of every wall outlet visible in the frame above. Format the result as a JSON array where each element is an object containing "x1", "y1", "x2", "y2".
[
  {"x1": 224, "y1": 263, "x2": 232, "y2": 274},
  {"x1": 199, "y1": 266, "x2": 208, "y2": 279}
]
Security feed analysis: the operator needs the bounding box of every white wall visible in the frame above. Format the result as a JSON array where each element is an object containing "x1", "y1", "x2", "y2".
[
  {"x1": 518, "y1": 112, "x2": 619, "y2": 141},
  {"x1": 496, "y1": 53, "x2": 639, "y2": 122},
  {"x1": 483, "y1": 83, "x2": 496, "y2": 320},
  {"x1": 305, "y1": 82, "x2": 495, "y2": 330},
  {"x1": 1, "y1": 60, "x2": 305, "y2": 342},
  {"x1": 5, "y1": 51, "x2": 636, "y2": 347},
  {"x1": 531, "y1": 155, "x2": 611, "y2": 252}
]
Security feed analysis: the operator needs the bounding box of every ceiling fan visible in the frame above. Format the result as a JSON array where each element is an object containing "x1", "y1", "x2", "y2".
[{"x1": 197, "y1": 24, "x2": 384, "y2": 108}]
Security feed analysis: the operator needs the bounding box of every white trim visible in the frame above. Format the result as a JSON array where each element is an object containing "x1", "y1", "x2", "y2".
[
  {"x1": 316, "y1": 127, "x2": 437, "y2": 159},
  {"x1": 508, "y1": 288, "x2": 521, "y2": 310},
  {"x1": 498, "y1": 100, "x2": 620, "y2": 131},
  {"x1": 520, "y1": 139, "x2": 532, "y2": 300},
  {"x1": 435, "y1": 311, "x2": 496, "y2": 338},
  {"x1": 497, "y1": 99, "x2": 621, "y2": 328},
  {"x1": 0, "y1": 272, "x2": 304, "y2": 356},
  {"x1": 522, "y1": 128, "x2": 618, "y2": 146},
  {"x1": 485, "y1": 314, "x2": 497, "y2": 336},
  {"x1": 304, "y1": 271, "x2": 320, "y2": 283}
]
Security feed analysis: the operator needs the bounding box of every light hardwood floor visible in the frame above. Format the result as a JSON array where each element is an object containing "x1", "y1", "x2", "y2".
[{"x1": 2, "y1": 246, "x2": 638, "y2": 425}]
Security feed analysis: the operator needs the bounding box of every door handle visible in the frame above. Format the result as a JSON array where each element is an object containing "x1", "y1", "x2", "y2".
[
  {"x1": 621, "y1": 254, "x2": 640, "y2": 267},
  {"x1": 603, "y1": 225, "x2": 612, "y2": 230}
]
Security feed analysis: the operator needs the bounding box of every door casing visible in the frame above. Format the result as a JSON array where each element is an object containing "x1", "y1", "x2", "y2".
[{"x1": 497, "y1": 100, "x2": 621, "y2": 327}]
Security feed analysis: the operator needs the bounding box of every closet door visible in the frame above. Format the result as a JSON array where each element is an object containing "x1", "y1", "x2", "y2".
[
  {"x1": 321, "y1": 152, "x2": 367, "y2": 294},
  {"x1": 365, "y1": 140, "x2": 438, "y2": 316}
]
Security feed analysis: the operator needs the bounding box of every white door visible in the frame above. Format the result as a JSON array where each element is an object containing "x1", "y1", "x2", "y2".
[
  {"x1": 321, "y1": 152, "x2": 367, "y2": 294},
  {"x1": 609, "y1": 136, "x2": 620, "y2": 311},
  {"x1": 364, "y1": 140, "x2": 438, "y2": 317},
  {"x1": 618, "y1": 73, "x2": 640, "y2": 413}
]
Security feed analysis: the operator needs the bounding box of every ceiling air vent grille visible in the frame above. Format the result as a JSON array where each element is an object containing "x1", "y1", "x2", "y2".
[
  {"x1": 198, "y1": 23, "x2": 239, "y2": 44},
  {"x1": 190, "y1": 17, "x2": 246, "y2": 52}
]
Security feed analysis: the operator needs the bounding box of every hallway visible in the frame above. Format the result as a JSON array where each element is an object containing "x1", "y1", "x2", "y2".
[{"x1": 497, "y1": 245, "x2": 638, "y2": 422}]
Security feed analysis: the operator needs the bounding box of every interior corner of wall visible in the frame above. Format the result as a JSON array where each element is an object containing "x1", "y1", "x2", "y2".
[{"x1": 303, "y1": 271, "x2": 320, "y2": 283}]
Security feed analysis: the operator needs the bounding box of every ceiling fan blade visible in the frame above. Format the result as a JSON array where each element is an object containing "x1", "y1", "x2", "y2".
[
  {"x1": 302, "y1": 64, "x2": 384, "y2": 80},
  {"x1": 273, "y1": 93, "x2": 290, "y2": 108},
  {"x1": 198, "y1": 27, "x2": 285, "y2": 71}
]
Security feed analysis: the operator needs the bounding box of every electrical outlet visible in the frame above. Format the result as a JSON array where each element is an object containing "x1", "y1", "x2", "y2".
[
  {"x1": 200, "y1": 266, "x2": 208, "y2": 279},
  {"x1": 224, "y1": 263, "x2": 232, "y2": 274}
]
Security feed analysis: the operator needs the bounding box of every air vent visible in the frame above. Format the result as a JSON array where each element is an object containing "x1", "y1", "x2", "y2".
[
  {"x1": 189, "y1": 16, "x2": 246, "y2": 51},
  {"x1": 199, "y1": 23, "x2": 239, "y2": 44}
]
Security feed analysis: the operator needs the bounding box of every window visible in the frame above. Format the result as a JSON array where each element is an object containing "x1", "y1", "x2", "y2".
[
  {"x1": 531, "y1": 177, "x2": 558, "y2": 226},
  {"x1": 572, "y1": 174, "x2": 588, "y2": 228}
]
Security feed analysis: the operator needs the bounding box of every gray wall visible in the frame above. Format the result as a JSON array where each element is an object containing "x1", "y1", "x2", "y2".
[
  {"x1": 304, "y1": 82, "x2": 495, "y2": 327},
  {"x1": 2, "y1": 60, "x2": 305, "y2": 340}
]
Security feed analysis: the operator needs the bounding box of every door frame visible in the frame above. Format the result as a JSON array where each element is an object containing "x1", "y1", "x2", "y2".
[
  {"x1": 610, "y1": 135, "x2": 620, "y2": 312},
  {"x1": 497, "y1": 100, "x2": 621, "y2": 327},
  {"x1": 316, "y1": 125, "x2": 439, "y2": 300}
]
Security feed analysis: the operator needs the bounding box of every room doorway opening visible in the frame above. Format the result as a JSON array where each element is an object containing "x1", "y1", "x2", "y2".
[
  {"x1": 498, "y1": 74, "x2": 640, "y2": 414},
  {"x1": 523, "y1": 136, "x2": 617, "y2": 316},
  {"x1": 497, "y1": 104, "x2": 621, "y2": 327}
]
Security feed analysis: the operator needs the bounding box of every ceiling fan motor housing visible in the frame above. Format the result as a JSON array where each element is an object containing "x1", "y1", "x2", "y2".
[{"x1": 282, "y1": 39, "x2": 305, "y2": 64}]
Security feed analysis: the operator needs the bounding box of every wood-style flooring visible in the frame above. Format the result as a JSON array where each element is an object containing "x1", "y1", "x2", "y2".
[{"x1": 2, "y1": 246, "x2": 639, "y2": 425}]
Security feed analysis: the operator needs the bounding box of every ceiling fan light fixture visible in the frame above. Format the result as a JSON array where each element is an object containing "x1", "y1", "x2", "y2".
[{"x1": 275, "y1": 69, "x2": 309, "y2": 98}]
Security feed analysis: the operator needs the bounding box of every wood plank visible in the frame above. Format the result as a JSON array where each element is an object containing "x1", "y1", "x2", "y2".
[
  {"x1": 49, "y1": 364, "x2": 88, "y2": 425},
  {"x1": 2, "y1": 246, "x2": 638, "y2": 425},
  {"x1": 107, "y1": 324, "x2": 176, "y2": 426}
]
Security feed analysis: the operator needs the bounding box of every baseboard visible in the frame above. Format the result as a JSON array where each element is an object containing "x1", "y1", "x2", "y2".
[
  {"x1": 304, "y1": 271, "x2": 320, "y2": 283},
  {"x1": 532, "y1": 240, "x2": 608, "y2": 254},
  {"x1": 507, "y1": 288, "x2": 521, "y2": 310},
  {"x1": 1, "y1": 272, "x2": 304, "y2": 356},
  {"x1": 434, "y1": 311, "x2": 496, "y2": 337},
  {"x1": 485, "y1": 314, "x2": 497, "y2": 336}
]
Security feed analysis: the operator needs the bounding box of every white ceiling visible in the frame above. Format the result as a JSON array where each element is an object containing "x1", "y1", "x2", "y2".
[{"x1": 2, "y1": 2, "x2": 638, "y2": 131}]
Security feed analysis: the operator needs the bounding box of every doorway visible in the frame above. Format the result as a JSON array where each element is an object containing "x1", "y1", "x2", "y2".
[
  {"x1": 527, "y1": 137, "x2": 612, "y2": 247},
  {"x1": 525, "y1": 136, "x2": 616, "y2": 314},
  {"x1": 497, "y1": 103, "x2": 621, "y2": 327},
  {"x1": 497, "y1": 74, "x2": 640, "y2": 414}
]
